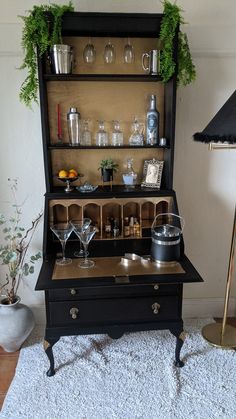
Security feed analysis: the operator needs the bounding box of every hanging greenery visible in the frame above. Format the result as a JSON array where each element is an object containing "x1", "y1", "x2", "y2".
[
  {"x1": 19, "y1": 2, "x2": 74, "y2": 107},
  {"x1": 160, "y1": 0, "x2": 196, "y2": 86}
]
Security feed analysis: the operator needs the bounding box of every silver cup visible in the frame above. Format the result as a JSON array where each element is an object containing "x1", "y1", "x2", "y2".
[
  {"x1": 142, "y1": 50, "x2": 160, "y2": 75},
  {"x1": 51, "y1": 44, "x2": 73, "y2": 74}
]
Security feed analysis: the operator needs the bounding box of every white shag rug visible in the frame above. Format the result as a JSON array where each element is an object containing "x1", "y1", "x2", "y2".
[{"x1": 1, "y1": 319, "x2": 236, "y2": 419}]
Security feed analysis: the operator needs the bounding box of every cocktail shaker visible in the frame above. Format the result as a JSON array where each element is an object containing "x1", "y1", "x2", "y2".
[{"x1": 67, "y1": 107, "x2": 80, "y2": 145}]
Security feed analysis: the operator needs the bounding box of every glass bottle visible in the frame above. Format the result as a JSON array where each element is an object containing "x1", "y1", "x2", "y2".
[
  {"x1": 133, "y1": 217, "x2": 141, "y2": 237},
  {"x1": 81, "y1": 119, "x2": 92, "y2": 146},
  {"x1": 96, "y1": 120, "x2": 109, "y2": 146},
  {"x1": 124, "y1": 217, "x2": 130, "y2": 237},
  {"x1": 129, "y1": 216, "x2": 134, "y2": 236},
  {"x1": 129, "y1": 117, "x2": 144, "y2": 146},
  {"x1": 113, "y1": 219, "x2": 119, "y2": 238},
  {"x1": 111, "y1": 120, "x2": 124, "y2": 146},
  {"x1": 146, "y1": 94, "x2": 160, "y2": 145},
  {"x1": 104, "y1": 217, "x2": 112, "y2": 236},
  {"x1": 122, "y1": 158, "x2": 137, "y2": 188}
]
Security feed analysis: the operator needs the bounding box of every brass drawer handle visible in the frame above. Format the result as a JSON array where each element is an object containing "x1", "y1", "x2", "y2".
[
  {"x1": 70, "y1": 307, "x2": 79, "y2": 319},
  {"x1": 70, "y1": 288, "x2": 77, "y2": 296},
  {"x1": 152, "y1": 302, "x2": 160, "y2": 314},
  {"x1": 153, "y1": 284, "x2": 159, "y2": 291}
]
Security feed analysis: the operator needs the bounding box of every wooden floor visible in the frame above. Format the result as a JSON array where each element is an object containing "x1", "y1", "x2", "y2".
[{"x1": 0, "y1": 318, "x2": 236, "y2": 410}]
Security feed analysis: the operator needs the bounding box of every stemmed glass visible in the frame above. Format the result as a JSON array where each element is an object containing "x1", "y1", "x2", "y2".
[
  {"x1": 73, "y1": 225, "x2": 97, "y2": 268},
  {"x1": 72, "y1": 218, "x2": 91, "y2": 258},
  {"x1": 83, "y1": 37, "x2": 96, "y2": 64},
  {"x1": 124, "y1": 38, "x2": 135, "y2": 64},
  {"x1": 103, "y1": 40, "x2": 115, "y2": 64},
  {"x1": 50, "y1": 222, "x2": 73, "y2": 265}
]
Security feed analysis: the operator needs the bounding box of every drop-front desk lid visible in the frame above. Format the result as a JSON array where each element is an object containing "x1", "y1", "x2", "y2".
[{"x1": 35, "y1": 254, "x2": 203, "y2": 290}]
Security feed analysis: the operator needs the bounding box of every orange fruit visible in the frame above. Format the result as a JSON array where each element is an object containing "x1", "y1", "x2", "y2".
[
  {"x1": 68, "y1": 172, "x2": 76, "y2": 178},
  {"x1": 58, "y1": 169, "x2": 68, "y2": 178},
  {"x1": 69, "y1": 169, "x2": 78, "y2": 177}
]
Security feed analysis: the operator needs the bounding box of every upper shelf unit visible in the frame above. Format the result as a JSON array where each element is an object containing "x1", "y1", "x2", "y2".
[{"x1": 55, "y1": 12, "x2": 164, "y2": 38}]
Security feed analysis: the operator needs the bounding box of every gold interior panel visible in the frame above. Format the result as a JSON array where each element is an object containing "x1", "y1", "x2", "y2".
[{"x1": 52, "y1": 256, "x2": 185, "y2": 280}]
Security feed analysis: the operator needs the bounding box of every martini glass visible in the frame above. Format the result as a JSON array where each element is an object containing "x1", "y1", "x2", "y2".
[
  {"x1": 73, "y1": 225, "x2": 96, "y2": 268},
  {"x1": 50, "y1": 222, "x2": 73, "y2": 265},
  {"x1": 72, "y1": 218, "x2": 91, "y2": 257}
]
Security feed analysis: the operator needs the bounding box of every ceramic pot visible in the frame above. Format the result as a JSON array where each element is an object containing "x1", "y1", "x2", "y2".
[
  {"x1": 0, "y1": 296, "x2": 35, "y2": 352},
  {"x1": 101, "y1": 168, "x2": 113, "y2": 182}
]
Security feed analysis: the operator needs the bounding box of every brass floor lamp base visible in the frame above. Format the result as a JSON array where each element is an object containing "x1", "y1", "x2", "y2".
[{"x1": 202, "y1": 323, "x2": 236, "y2": 349}]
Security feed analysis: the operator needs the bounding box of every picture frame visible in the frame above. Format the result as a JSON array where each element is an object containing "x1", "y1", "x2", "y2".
[{"x1": 141, "y1": 158, "x2": 164, "y2": 189}]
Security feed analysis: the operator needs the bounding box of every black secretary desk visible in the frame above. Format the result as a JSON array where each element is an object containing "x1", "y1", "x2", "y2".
[{"x1": 35, "y1": 11, "x2": 203, "y2": 376}]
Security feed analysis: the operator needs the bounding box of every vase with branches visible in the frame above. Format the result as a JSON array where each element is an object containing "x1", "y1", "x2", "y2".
[{"x1": 0, "y1": 179, "x2": 42, "y2": 305}]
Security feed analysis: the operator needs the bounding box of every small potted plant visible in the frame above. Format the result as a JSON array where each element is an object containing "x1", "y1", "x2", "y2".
[
  {"x1": 98, "y1": 158, "x2": 119, "y2": 182},
  {"x1": 0, "y1": 179, "x2": 42, "y2": 352}
]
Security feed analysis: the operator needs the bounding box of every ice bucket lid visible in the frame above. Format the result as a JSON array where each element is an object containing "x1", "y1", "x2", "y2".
[{"x1": 153, "y1": 224, "x2": 181, "y2": 238}]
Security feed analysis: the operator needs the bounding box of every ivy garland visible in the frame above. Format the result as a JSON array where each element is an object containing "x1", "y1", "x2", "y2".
[
  {"x1": 19, "y1": 2, "x2": 74, "y2": 107},
  {"x1": 160, "y1": 0, "x2": 196, "y2": 86}
]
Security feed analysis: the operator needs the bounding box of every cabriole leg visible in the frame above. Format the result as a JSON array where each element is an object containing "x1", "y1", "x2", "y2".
[
  {"x1": 170, "y1": 329, "x2": 186, "y2": 367},
  {"x1": 43, "y1": 337, "x2": 59, "y2": 377}
]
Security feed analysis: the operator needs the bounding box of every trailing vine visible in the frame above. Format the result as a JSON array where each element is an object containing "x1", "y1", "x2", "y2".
[
  {"x1": 19, "y1": 2, "x2": 74, "y2": 107},
  {"x1": 160, "y1": 0, "x2": 196, "y2": 86}
]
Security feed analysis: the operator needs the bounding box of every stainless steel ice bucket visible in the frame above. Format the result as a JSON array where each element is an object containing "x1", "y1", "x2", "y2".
[{"x1": 51, "y1": 44, "x2": 73, "y2": 74}]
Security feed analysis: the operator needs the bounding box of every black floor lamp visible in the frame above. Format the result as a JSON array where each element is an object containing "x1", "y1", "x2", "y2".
[{"x1": 194, "y1": 90, "x2": 236, "y2": 348}]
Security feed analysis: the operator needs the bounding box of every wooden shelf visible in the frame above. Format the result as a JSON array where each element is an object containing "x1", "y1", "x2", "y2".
[
  {"x1": 44, "y1": 74, "x2": 162, "y2": 82},
  {"x1": 48, "y1": 143, "x2": 166, "y2": 150}
]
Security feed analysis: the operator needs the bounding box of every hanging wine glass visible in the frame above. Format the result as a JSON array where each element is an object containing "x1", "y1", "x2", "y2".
[
  {"x1": 124, "y1": 38, "x2": 135, "y2": 64},
  {"x1": 50, "y1": 222, "x2": 73, "y2": 265},
  {"x1": 103, "y1": 40, "x2": 115, "y2": 64},
  {"x1": 83, "y1": 37, "x2": 96, "y2": 64},
  {"x1": 72, "y1": 218, "x2": 91, "y2": 258}
]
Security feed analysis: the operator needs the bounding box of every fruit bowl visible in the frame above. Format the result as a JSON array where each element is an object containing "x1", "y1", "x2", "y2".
[{"x1": 57, "y1": 176, "x2": 79, "y2": 192}]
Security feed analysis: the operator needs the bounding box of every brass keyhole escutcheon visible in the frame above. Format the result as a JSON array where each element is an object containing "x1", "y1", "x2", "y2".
[
  {"x1": 70, "y1": 288, "x2": 77, "y2": 295},
  {"x1": 152, "y1": 302, "x2": 160, "y2": 314},
  {"x1": 70, "y1": 307, "x2": 79, "y2": 319}
]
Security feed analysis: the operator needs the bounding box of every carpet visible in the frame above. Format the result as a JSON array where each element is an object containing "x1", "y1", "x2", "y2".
[{"x1": 1, "y1": 319, "x2": 236, "y2": 419}]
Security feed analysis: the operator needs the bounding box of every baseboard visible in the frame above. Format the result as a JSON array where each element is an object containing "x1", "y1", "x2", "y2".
[
  {"x1": 31, "y1": 298, "x2": 236, "y2": 325},
  {"x1": 183, "y1": 297, "x2": 236, "y2": 319}
]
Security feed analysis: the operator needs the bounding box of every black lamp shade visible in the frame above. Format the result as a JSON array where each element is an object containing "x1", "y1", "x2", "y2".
[{"x1": 193, "y1": 90, "x2": 236, "y2": 143}]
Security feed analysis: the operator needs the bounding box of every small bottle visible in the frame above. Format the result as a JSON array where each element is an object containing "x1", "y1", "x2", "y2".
[
  {"x1": 146, "y1": 95, "x2": 159, "y2": 145},
  {"x1": 122, "y1": 158, "x2": 137, "y2": 188},
  {"x1": 104, "y1": 217, "x2": 111, "y2": 236},
  {"x1": 124, "y1": 217, "x2": 130, "y2": 237},
  {"x1": 81, "y1": 119, "x2": 92, "y2": 146},
  {"x1": 67, "y1": 107, "x2": 81, "y2": 145},
  {"x1": 133, "y1": 217, "x2": 141, "y2": 237},
  {"x1": 113, "y1": 219, "x2": 119, "y2": 238},
  {"x1": 129, "y1": 216, "x2": 134, "y2": 236},
  {"x1": 111, "y1": 120, "x2": 124, "y2": 146},
  {"x1": 96, "y1": 120, "x2": 109, "y2": 146}
]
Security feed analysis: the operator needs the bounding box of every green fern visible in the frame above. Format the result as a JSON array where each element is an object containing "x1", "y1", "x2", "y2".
[
  {"x1": 160, "y1": 0, "x2": 196, "y2": 86},
  {"x1": 19, "y1": 2, "x2": 74, "y2": 108}
]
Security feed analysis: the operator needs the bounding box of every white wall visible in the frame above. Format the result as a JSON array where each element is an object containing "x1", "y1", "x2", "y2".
[{"x1": 0, "y1": 0, "x2": 236, "y2": 319}]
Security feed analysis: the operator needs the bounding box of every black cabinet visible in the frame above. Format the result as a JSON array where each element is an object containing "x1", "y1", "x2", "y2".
[{"x1": 36, "y1": 11, "x2": 203, "y2": 376}]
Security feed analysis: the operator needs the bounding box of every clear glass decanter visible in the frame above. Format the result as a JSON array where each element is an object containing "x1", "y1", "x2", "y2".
[
  {"x1": 111, "y1": 120, "x2": 124, "y2": 146},
  {"x1": 96, "y1": 120, "x2": 109, "y2": 146},
  {"x1": 129, "y1": 117, "x2": 144, "y2": 146},
  {"x1": 81, "y1": 119, "x2": 92, "y2": 146},
  {"x1": 122, "y1": 158, "x2": 137, "y2": 188}
]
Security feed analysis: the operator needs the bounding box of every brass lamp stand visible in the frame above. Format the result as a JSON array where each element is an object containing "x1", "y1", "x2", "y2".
[{"x1": 202, "y1": 143, "x2": 236, "y2": 348}]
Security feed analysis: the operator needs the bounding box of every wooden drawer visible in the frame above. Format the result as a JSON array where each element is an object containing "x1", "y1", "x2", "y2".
[
  {"x1": 48, "y1": 283, "x2": 181, "y2": 301},
  {"x1": 49, "y1": 295, "x2": 181, "y2": 326}
]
